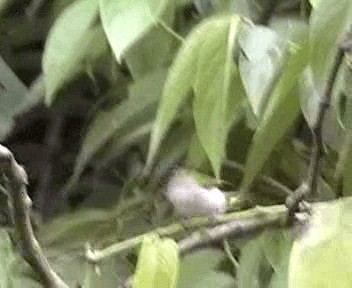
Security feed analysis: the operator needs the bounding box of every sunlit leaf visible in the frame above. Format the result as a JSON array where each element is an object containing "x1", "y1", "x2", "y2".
[
  {"x1": 239, "y1": 26, "x2": 286, "y2": 118},
  {"x1": 193, "y1": 16, "x2": 242, "y2": 179},
  {"x1": 340, "y1": 98, "x2": 352, "y2": 196},
  {"x1": 42, "y1": 0, "x2": 108, "y2": 104},
  {"x1": 289, "y1": 197, "x2": 352, "y2": 288},
  {"x1": 145, "y1": 18, "x2": 208, "y2": 171},
  {"x1": 269, "y1": 15, "x2": 309, "y2": 44},
  {"x1": 99, "y1": 0, "x2": 170, "y2": 61},
  {"x1": 134, "y1": 234, "x2": 179, "y2": 288},
  {"x1": 155, "y1": 239, "x2": 179, "y2": 288},
  {"x1": 241, "y1": 42, "x2": 309, "y2": 191},
  {"x1": 309, "y1": 0, "x2": 352, "y2": 90},
  {"x1": 146, "y1": 16, "x2": 244, "y2": 179},
  {"x1": 309, "y1": 0, "x2": 321, "y2": 9}
]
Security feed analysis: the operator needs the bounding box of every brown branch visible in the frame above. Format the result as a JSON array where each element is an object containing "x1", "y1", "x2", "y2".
[
  {"x1": 178, "y1": 208, "x2": 287, "y2": 254},
  {"x1": 85, "y1": 205, "x2": 288, "y2": 263},
  {"x1": 0, "y1": 145, "x2": 68, "y2": 288},
  {"x1": 286, "y1": 27, "x2": 352, "y2": 218}
]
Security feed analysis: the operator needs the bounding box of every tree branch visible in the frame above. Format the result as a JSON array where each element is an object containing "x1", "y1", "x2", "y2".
[
  {"x1": 223, "y1": 159, "x2": 293, "y2": 196},
  {"x1": 178, "y1": 207, "x2": 287, "y2": 254},
  {"x1": 286, "y1": 27, "x2": 352, "y2": 218},
  {"x1": 0, "y1": 145, "x2": 68, "y2": 288},
  {"x1": 85, "y1": 205, "x2": 288, "y2": 263}
]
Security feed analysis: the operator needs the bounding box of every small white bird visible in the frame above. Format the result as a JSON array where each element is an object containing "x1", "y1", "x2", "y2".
[{"x1": 165, "y1": 169, "x2": 227, "y2": 218}]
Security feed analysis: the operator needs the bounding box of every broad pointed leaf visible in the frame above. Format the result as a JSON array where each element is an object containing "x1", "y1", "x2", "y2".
[
  {"x1": 309, "y1": 0, "x2": 352, "y2": 90},
  {"x1": 289, "y1": 197, "x2": 352, "y2": 288},
  {"x1": 99, "y1": 0, "x2": 175, "y2": 64},
  {"x1": 239, "y1": 26, "x2": 286, "y2": 118},
  {"x1": 43, "y1": 0, "x2": 107, "y2": 104},
  {"x1": 241, "y1": 42, "x2": 309, "y2": 191}
]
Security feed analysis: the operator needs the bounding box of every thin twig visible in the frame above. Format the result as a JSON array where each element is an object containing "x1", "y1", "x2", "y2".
[
  {"x1": 36, "y1": 112, "x2": 64, "y2": 217},
  {"x1": 157, "y1": 19, "x2": 184, "y2": 43},
  {"x1": 0, "y1": 145, "x2": 68, "y2": 288},
  {"x1": 223, "y1": 239, "x2": 239, "y2": 272},
  {"x1": 224, "y1": 159, "x2": 292, "y2": 196},
  {"x1": 286, "y1": 28, "x2": 352, "y2": 218},
  {"x1": 178, "y1": 208, "x2": 287, "y2": 254},
  {"x1": 85, "y1": 205, "x2": 288, "y2": 263}
]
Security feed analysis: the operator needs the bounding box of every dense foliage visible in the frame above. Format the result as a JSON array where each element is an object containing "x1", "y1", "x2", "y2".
[{"x1": 0, "y1": 0, "x2": 352, "y2": 287}]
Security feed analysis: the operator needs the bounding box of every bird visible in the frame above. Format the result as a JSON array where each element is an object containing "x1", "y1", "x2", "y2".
[{"x1": 165, "y1": 169, "x2": 227, "y2": 218}]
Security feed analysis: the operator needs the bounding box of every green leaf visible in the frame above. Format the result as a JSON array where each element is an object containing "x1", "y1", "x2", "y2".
[
  {"x1": 99, "y1": 0, "x2": 175, "y2": 63},
  {"x1": 0, "y1": 0, "x2": 11, "y2": 15},
  {"x1": 146, "y1": 16, "x2": 243, "y2": 179},
  {"x1": 67, "y1": 69, "x2": 166, "y2": 188},
  {"x1": 309, "y1": 0, "x2": 352, "y2": 89},
  {"x1": 134, "y1": 234, "x2": 179, "y2": 288},
  {"x1": 300, "y1": 67, "x2": 342, "y2": 151},
  {"x1": 186, "y1": 133, "x2": 209, "y2": 169},
  {"x1": 0, "y1": 56, "x2": 33, "y2": 140},
  {"x1": 239, "y1": 26, "x2": 286, "y2": 118},
  {"x1": 190, "y1": 271, "x2": 236, "y2": 288},
  {"x1": 343, "y1": 138, "x2": 352, "y2": 196},
  {"x1": 339, "y1": 98, "x2": 352, "y2": 196},
  {"x1": 269, "y1": 15, "x2": 309, "y2": 44},
  {"x1": 193, "y1": 16, "x2": 242, "y2": 179},
  {"x1": 152, "y1": 118, "x2": 194, "y2": 176},
  {"x1": 288, "y1": 197, "x2": 352, "y2": 288},
  {"x1": 238, "y1": 232, "x2": 292, "y2": 288},
  {"x1": 178, "y1": 249, "x2": 225, "y2": 288},
  {"x1": 0, "y1": 229, "x2": 17, "y2": 287},
  {"x1": 309, "y1": 0, "x2": 321, "y2": 8},
  {"x1": 240, "y1": 42, "x2": 309, "y2": 191},
  {"x1": 134, "y1": 234, "x2": 162, "y2": 288},
  {"x1": 120, "y1": 5, "x2": 177, "y2": 78},
  {"x1": 0, "y1": 229, "x2": 43, "y2": 287},
  {"x1": 263, "y1": 232, "x2": 292, "y2": 288},
  {"x1": 145, "y1": 18, "x2": 207, "y2": 171},
  {"x1": 238, "y1": 237, "x2": 266, "y2": 288},
  {"x1": 42, "y1": 0, "x2": 107, "y2": 104},
  {"x1": 155, "y1": 238, "x2": 179, "y2": 288},
  {"x1": 52, "y1": 253, "x2": 120, "y2": 287}
]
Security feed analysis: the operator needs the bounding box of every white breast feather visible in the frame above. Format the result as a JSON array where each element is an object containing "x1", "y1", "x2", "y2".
[{"x1": 166, "y1": 170, "x2": 226, "y2": 217}]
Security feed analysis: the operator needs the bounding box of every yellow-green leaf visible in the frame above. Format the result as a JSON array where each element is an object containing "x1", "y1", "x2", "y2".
[
  {"x1": 309, "y1": 0, "x2": 352, "y2": 90},
  {"x1": 289, "y1": 197, "x2": 352, "y2": 288},
  {"x1": 193, "y1": 16, "x2": 242, "y2": 179},
  {"x1": 133, "y1": 234, "x2": 179, "y2": 288},
  {"x1": 240, "y1": 42, "x2": 309, "y2": 191},
  {"x1": 146, "y1": 16, "x2": 244, "y2": 179}
]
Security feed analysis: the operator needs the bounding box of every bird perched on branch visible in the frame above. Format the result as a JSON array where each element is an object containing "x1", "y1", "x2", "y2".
[{"x1": 165, "y1": 169, "x2": 227, "y2": 218}]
